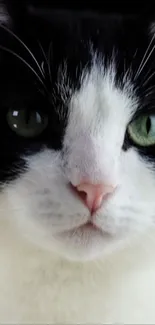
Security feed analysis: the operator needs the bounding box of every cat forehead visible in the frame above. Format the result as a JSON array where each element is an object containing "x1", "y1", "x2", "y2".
[
  {"x1": 0, "y1": 7, "x2": 153, "y2": 124},
  {"x1": 63, "y1": 60, "x2": 137, "y2": 140}
]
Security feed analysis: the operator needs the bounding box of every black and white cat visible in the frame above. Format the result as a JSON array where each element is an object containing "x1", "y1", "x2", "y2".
[{"x1": 1, "y1": 0, "x2": 155, "y2": 322}]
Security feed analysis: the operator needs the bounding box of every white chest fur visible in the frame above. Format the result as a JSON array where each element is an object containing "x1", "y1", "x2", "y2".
[{"x1": 0, "y1": 222, "x2": 155, "y2": 324}]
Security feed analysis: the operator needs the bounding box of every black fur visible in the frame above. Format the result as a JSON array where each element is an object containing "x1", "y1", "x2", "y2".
[{"x1": 0, "y1": 0, "x2": 155, "y2": 182}]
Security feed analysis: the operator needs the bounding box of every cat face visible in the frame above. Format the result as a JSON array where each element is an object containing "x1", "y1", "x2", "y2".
[{"x1": 0, "y1": 1, "x2": 155, "y2": 260}]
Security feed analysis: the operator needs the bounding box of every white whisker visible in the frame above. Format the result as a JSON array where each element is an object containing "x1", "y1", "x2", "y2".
[
  {"x1": 0, "y1": 44, "x2": 47, "y2": 91},
  {"x1": 135, "y1": 34, "x2": 155, "y2": 79},
  {"x1": 142, "y1": 71, "x2": 155, "y2": 88},
  {"x1": 38, "y1": 41, "x2": 52, "y2": 83},
  {"x1": 0, "y1": 24, "x2": 45, "y2": 79},
  {"x1": 48, "y1": 42, "x2": 52, "y2": 83}
]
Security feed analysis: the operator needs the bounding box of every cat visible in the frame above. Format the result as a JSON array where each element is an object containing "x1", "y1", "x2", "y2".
[{"x1": 1, "y1": 0, "x2": 155, "y2": 323}]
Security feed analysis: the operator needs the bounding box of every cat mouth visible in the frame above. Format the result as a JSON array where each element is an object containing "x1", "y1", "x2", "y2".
[
  {"x1": 75, "y1": 221, "x2": 100, "y2": 231},
  {"x1": 63, "y1": 220, "x2": 106, "y2": 235},
  {"x1": 57, "y1": 220, "x2": 114, "y2": 247}
]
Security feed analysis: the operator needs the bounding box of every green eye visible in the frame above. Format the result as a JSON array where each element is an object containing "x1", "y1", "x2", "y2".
[
  {"x1": 7, "y1": 108, "x2": 48, "y2": 138},
  {"x1": 128, "y1": 114, "x2": 155, "y2": 146}
]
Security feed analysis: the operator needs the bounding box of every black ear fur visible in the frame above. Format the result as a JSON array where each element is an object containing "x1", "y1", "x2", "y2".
[
  {"x1": 0, "y1": 0, "x2": 10, "y2": 25},
  {"x1": 2, "y1": 0, "x2": 155, "y2": 35},
  {"x1": 3, "y1": 0, "x2": 30, "y2": 28},
  {"x1": 3, "y1": 0, "x2": 155, "y2": 17}
]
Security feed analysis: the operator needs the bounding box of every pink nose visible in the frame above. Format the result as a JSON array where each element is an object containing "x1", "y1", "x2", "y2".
[{"x1": 74, "y1": 182, "x2": 114, "y2": 214}]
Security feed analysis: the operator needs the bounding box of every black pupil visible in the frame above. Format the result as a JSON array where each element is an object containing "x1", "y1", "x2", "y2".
[
  {"x1": 146, "y1": 117, "x2": 151, "y2": 134},
  {"x1": 25, "y1": 110, "x2": 31, "y2": 125}
]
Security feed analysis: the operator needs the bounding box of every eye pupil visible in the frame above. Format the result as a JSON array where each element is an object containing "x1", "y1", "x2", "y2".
[
  {"x1": 25, "y1": 110, "x2": 30, "y2": 125},
  {"x1": 128, "y1": 114, "x2": 155, "y2": 147},
  {"x1": 146, "y1": 117, "x2": 151, "y2": 134},
  {"x1": 7, "y1": 107, "x2": 48, "y2": 138}
]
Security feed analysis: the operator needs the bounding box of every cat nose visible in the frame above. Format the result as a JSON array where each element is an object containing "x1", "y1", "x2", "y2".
[{"x1": 74, "y1": 182, "x2": 114, "y2": 214}]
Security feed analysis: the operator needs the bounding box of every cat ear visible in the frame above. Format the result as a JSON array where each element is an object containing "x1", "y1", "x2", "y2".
[
  {"x1": 0, "y1": 1, "x2": 10, "y2": 25},
  {"x1": 2, "y1": 0, "x2": 32, "y2": 28},
  {"x1": 149, "y1": 20, "x2": 155, "y2": 36}
]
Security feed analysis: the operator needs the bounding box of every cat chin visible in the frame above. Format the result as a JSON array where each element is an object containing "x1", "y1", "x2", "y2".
[
  {"x1": 48, "y1": 218, "x2": 141, "y2": 261},
  {"x1": 48, "y1": 225, "x2": 125, "y2": 262},
  {"x1": 18, "y1": 217, "x2": 118, "y2": 262}
]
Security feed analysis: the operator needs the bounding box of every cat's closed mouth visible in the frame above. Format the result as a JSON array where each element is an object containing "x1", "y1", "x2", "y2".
[
  {"x1": 61, "y1": 220, "x2": 109, "y2": 237},
  {"x1": 76, "y1": 221, "x2": 100, "y2": 231},
  {"x1": 79, "y1": 221, "x2": 98, "y2": 229}
]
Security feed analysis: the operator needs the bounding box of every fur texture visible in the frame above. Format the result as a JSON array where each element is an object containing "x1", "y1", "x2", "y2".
[{"x1": 0, "y1": 1, "x2": 155, "y2": 322}]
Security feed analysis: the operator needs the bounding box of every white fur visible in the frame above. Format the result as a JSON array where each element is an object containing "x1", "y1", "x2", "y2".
[{"x1": 1, "y1": 61, "x2": 155, "y2": 322}]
